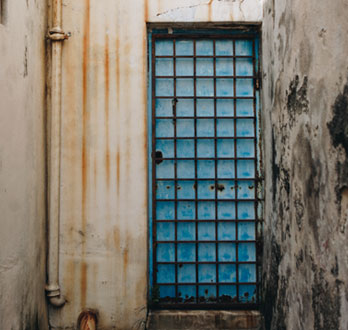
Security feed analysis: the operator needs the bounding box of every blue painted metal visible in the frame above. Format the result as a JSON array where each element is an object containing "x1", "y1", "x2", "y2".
[{"x1": 149, "y1": 30, "x2": 261, "y2": 308}]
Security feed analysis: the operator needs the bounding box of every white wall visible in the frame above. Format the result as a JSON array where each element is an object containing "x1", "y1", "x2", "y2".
[
  {"x1": 0, "y1": 0, "x2": 48, "y2": 329},
  {"x1": 50, "y1": 0, "x2": 263, "y2": 328}
]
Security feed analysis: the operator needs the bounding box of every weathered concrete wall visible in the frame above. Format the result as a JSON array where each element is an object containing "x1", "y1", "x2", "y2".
[
  {"x1": 50, "y1": 0, "x2": 263, "y2": 329},
  {"x1": 261, "y1": 1, "x2": 348, "y2": 329},
  {"x1": 0, "y1": 0, "x2": 48, "y2": 329}
]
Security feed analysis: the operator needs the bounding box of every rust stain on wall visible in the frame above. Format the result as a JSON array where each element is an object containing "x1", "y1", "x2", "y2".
[
  {"x1": 113, "y1": 226, "x2": 120, "y2": 248},
  {"x1": 104, "y1": 31, "x2": 110, "y2": 188},
  {"x1": 82, "y1": 0, "x2": 91, "y2": 233},
  {"x1": 80, "y1": 261, "x2": 88, "y2": 308},
  {"x1": 115, "y1": 31, "x2": 120, "y2": 198}
]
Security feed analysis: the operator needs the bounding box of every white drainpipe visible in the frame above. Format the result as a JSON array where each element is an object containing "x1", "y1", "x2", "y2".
[{"x1": 45, "y1": 0, "x2": 70, "y2": 307}]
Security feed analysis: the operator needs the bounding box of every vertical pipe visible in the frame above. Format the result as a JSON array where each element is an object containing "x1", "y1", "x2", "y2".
[{"x1": 46, "y1": 0, "x2": 69, "y2": 307}]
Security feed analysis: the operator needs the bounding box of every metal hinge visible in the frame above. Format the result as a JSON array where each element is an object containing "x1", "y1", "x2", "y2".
[{"x1": 255, "y1": 73, "x2": 261, "y2": 90}]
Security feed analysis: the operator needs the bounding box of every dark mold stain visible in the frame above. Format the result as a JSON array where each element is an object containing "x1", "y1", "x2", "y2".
[
  {"x1": 328, "y1": 80, "x2": 348, "y2": 156},
  {"x1": 287, "y1": 75, "x2": 309, "y2": 128},
  {"x1": 271, "y1": 129, "x2": 280, "y2": 203},
  {"x1": 217, "y1": 184, "x2": 225, "y2": 192},
  {"x1": 262, "y1": 237, "x2": 282, "y2": 330},
  {"x1": 312, "y1": 266, "x2": 341, "y2": 330}
]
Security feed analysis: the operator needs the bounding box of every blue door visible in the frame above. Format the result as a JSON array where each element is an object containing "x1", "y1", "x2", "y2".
[{"x1": 149, "y1": 31, "x2": 261, "y2": 308}]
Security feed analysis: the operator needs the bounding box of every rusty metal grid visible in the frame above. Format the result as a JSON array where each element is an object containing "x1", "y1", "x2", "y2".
[{"x1": 151, "y1": 33, "x2": 261, "y2": 309}]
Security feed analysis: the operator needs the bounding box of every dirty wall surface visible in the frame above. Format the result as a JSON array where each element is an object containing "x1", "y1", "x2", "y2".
[
  {"x1": 0, "y1": 0, "x2": 48, "y2": 329},
  {"x1": 262, "y1": 1, "x2": 348, "y2": 329},
  {"x1": 52, "y1": 0, "x2": 263, "y2": 329}
]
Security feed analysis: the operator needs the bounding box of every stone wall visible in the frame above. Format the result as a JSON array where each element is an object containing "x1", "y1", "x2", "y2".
[
  {"x1": 0, "y1": 0, "x2": 48, "y2": 329},
  {"x1": 261, "y1": 1, "x2": 348, "y2": 329}
]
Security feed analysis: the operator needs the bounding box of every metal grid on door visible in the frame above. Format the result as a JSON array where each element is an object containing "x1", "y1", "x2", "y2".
[{"x1": 150, "y1": 32, "x2": 261, "y2": 309}]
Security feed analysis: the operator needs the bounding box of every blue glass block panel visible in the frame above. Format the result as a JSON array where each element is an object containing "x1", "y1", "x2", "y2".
[
  {"x1": 178, "y1": 222, "x2": 195, "y2": 241},
  {"x1": 198, "y1": 202, "x2": 215, "y2": 219},
  {"x1": 157, "y1": 222, "x2": 175, "y2": 241},
  {"x1": 198, "y1": 243, "x2": 216, "y2": 261},
  {"x1": 217, "y1": 79, "x2": 234, "y2": 96},
  {"x1": 198, "y1": 160, "x2": 215, "y2": 178},
  {"x1": 236, "y1": 160, "x2": 255, "y2": 179},
  {"x1": 217, "y1": 160, "x2": 235, "y2": 178},
  {"x1": 237, "y1": 180, "x2": 255, "y2": 199},
  {"x1": 155, "y1": 40, "x2": 173, "y2": 56},
  {"x1": 176, "y1": 58, "x2": 194, "y2": 76},
  {"x1": 218, "y1": 222, "x2": 236, "y2": 241},
  {"x1": 177, "y1": 160, "x2": 195, "y2": 178},
  {"x1": 236, "y1": 99, "x2": 253, "y2": 116},
  {"x1": 178, "y1": 285, "x2": 196, "y2": 301},
  {"x1": 235, "y1": 40, "x2": 253, "y2": 56},
  {"x1": 218, "y1": 201, "x2": 236, "y2": 219},
  {"x1": 159, "y1": 285, "x2": 175, "y2": 298},
  {"x1": 238, "y1": 243, "x2": 256, "y2": 262},
  {"x1": 217, "y1": 180, "x2": 235, "y2": 200},
  {"x1": 218, "y1": 243, "x2": 236, "y2": 262},
  {"x1": 217, "y1": 119, "x2": 234, "y2": 137},
  {"x1": 219, "y1": 264, "x2": 236, "y2": 283},
  {"x1": 156, "y1": 58, "x2": 173, "y2": 76},
  {"x1": 197, "y1": 119, "x2": 214, "y2": 137},
  {"x1": 156, "y1": 99, "x2": 172, "y2": 117},
  {"x1": 216, "y1": 58, "x2": 234, "y2": 76},
  {"x1": 236, "y1": 79, "x2": 253, "y2": 96},
  {"x1": 176, "y1": 40, "x2": 194, "y2": 55},
  {"x1": 236, "y1": 119, "x2": 254, "y2": 137},
  {"x1": 156, "y1": 119, "x2": 173, "y2": 137},
  {"x1": 198, "y1": 264, "x2": 216, "y2": 283},
  {"x1": 177, "y1": 180, "x2": 195, "y2": 199},
  {"x1": 177, "y1": 139, "x2": 194, "y2": 158},
  {"x1": 177, "y1": 201, "x2": 195, "y2": 220},
  {"x1": 156, "y1": 160, "x2": 174, "y2": 178},
  {"x1": 157, "y1": 243, "x2": 175, "y2": 262},
  {"x1": 177, "y1": 99, "x2": 194, "y2": 117},
  {"x1": 197, "y1": 139, "x2": 215, "y2": 157},
  {"x1": 196, "y1": 40, "x2": 213, "y2": 55},
  {"x1": 239, "y1": 264, "x2": 256, "y2": 283},
  {"x1": 198, "y1": 181, "x2": 215, "y2": 199},
  {"x1": 238, "y1": 222, "x2": 255, "y2": 240},
  {"x1": 156, "y1": 180, "x2": 175, "y2": 199},
  {"x1": 178, "y1": 243, "x2": 196, "y2": 262},
  {"x1": 199, "y1": 285, "x2": 216, "y2": 301},
  {"x1": 156, "y1": 79, "x2": 174, "y2": 96},
  {"x1": 239, "y1": 285, "x2": 257, "y2": 303},
  {"x1": 198, "y1": 222, "x2": 215, "y2": 241},
  {"x1": 178, "y1": 264, "x2": 196, "y2": 283},
  {"x1": 197, "y1": 79, "x2": 214, "y2": 96},
  {"x1": 236, "y1": 139, "x2": 255, "y2": 158},
  {"x1": 156, "y1": 201, "x2": 175, "y2": 220},
  {"x1": 217, "y1": 139, "x2": 234, "y2": 158},
  {"x1": 177, "y1": 119, "x2": 194, "y2": 137},
  {"x1": 197, "y1": 58, "x2": 214, "y2": 76},
  {"x1": 156, "y1": 140, "x2": 174, "y2": 157},
  {"x1": 219, "y1": 285, "x2": 237, "y2": 300},
  {"x1": 237, "y1": 201, "x2": 255, "y2": 220},
  {"x1": 197, "y1": 99, "x2": 214, "y2": 117},
  {"x1": 157, "y1": 266, "x2": 175, "y2": 284},
  {"x1": 217, "y1": 99, "x2": 234, "y2": 116},
  {"x1": 236, "y1": 58, "x2": 253, "y2": 76},
  {"x1": 216, "y1": 40, "x2": 233, "y2": 56},
  {"x1": 177, "y1": 79, "x2": 194, "y2": 96}
]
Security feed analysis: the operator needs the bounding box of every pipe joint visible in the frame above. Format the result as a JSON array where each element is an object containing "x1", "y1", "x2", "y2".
[
  {"x1": 46, "y1": 284, "x2": 66, "y2": 307},
  {"x1": 48, "y1": 27, "x2": 71, "y2": 41}
]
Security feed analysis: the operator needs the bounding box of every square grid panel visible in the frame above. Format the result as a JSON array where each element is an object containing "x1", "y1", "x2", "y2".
[{"x1": 151, "y1": 34, "x2": 260, "y2": 308}]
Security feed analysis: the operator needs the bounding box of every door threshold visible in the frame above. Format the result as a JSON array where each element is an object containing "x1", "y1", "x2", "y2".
[{"x1": 146, "y1": 309, "x2": 263, "y2": 330}]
